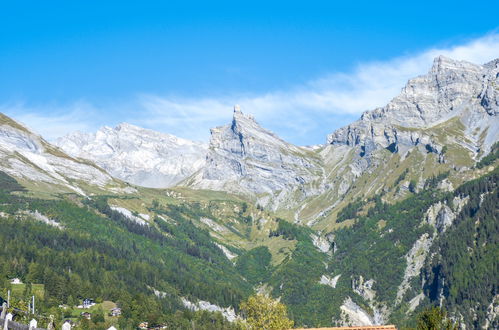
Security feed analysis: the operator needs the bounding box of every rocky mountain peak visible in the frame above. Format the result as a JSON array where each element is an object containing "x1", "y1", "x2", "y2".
[
  {"x1": 429, "y1": 55, "x2": 481, "y2": 74},
  {"x1": 56, "y1": 123, "x2": 208, "y2": 188},
  {"x1": 328, "y1": 56, "x2": 498, "y2": 154},
  {"x1": 184, "y1": 107, "x2": 322, "y2": 208}
]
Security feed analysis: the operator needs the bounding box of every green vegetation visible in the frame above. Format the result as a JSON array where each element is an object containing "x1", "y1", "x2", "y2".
[
  {"x1": 269, "y1": 218, "x2": 313, "y2": 241},
  {"x1": 10, "y1": 283, "x2": 45, "y2": 301},
  {"x1": 408, "y1": 179, "x2": 417, "y2": 193},
  {"x1": 267, "y1": 220, "x2": 345, "y2": 327},
  {"x1": 334, "y1": 189, "x2": 438, "y2": 303},
  {"x1": 236, "y1": 247, "x2": 272, "y2": 285},
  {"x1": 240, "y1": 294, "x2": 294, "y2": 330},
  {"x1": 394, "y1": 168, "x2": 409, "y2": 186},
  {"x1": 0, "y1": 173, "x2": 252, "y2": 328},
  {"x1": 0, "y1": 170, "x2": 26, "y2": 192},
  {"x1": 416, "y1": 306, "x2": 458, "y2": 330},
  {"x1": 476, "y1": 141, "x2": 499, "y2": 168},
  {"x1": 0, "y1": 162, "x2": 496, "y2": 329},
  {"x1": 423, "y1": 168, "x2": 498, "y2": 329},
  {"x1": 336, "y1": 198, "x2": 365, "y2": 223}
]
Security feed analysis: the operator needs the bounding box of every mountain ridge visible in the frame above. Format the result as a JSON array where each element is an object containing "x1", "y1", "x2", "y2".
[
  {"x1": 56, "y1": 122, "x2": 208, "y2": 188},
  {"x1": 1, "y1": 55, "x2": 498, "y2": 329}
]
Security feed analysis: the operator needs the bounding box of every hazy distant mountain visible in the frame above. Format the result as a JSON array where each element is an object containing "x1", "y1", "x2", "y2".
[{"x1": 56, "y1": 123, "x2": 208, "y2": 188}]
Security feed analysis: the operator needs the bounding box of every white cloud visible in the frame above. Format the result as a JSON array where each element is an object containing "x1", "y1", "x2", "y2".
[
  {"x1": 1, "y1": 101, "x2": 100, "y2": 141},
  {"x1": 134, "y1": 33, "x2": 499, "y2": 144},
  {"x1": 3, "y1": 33, "x2": 499, "y2": 145}
]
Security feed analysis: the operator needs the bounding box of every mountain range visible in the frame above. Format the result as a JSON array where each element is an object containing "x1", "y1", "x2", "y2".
[{"x1": 1, "y1": 55, "x2": 498, "y2": 329}]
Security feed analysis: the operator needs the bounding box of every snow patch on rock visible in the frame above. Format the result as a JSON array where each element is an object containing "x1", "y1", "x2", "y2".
[{"x1": 0, "y1": 118, "x2": 114, "y2": 192}]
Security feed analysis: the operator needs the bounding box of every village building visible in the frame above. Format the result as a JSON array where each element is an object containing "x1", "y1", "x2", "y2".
[
  {"x1": 138, "y1": 321, "x2": 149, "y2": 329},
  {"x1": 82, "y1": 298, "x2": 95, "y2": 309},
  {"x1": 80, "y1": 311, "x2": 92, "y2": 320},
  {"x1": 110, "y1": 307, "x2": 122, "y2": 317},
  {"x1": 62, "y1": 320, "x2": 74, "y2": 330},
  {"x1": 10, "y1": 278, "x2": 22, "y2": 284}
]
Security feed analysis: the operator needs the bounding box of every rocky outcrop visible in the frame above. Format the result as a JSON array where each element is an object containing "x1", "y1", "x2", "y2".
[
  {"x1": 0, "y1": 113, "x2": 116, "y2": 194},
  {"x1": 319, "y1": 274, "x2": 341, "y2": 288},
  {"x1": 327, "y1": 56, "x2": 499, "y2": 163},
  {"x1": 396, "y1": 233, "x2": 433, "y2": 303},
  {"x1": 56, "y1": 123, "x2": 208, "y2": 188},
  {"x1": 352, "y1": 276, "x2": 376, "y2": 302},
  {"x1": 425, "y1": 196, "x2": 468, "y2": 233},
  {"x1": 184, "y1": 107, "x2": 323, "y2": 208},
  {"x1": 181, "y1": 297, "x2": 238, "y2": 322},
  {"x1": 339, "y1": 297, "x2": 374, "y2": 326},
  {"x1": 311, "y1": 233, "x2": 333, "y2": 254},
  {"x1": 480, "y1": 59, "x2": 499, "y2": 116},
  {"x1": 483, "y1": 295, "x2": 499, "y2": 329}
]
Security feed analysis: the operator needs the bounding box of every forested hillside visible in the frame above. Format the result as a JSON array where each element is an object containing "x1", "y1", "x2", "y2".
[
  {"x1": 1, "y1": 160, "x2": 497, "y2": 329},
  {"x1": 0, "y1": 171, "x2": 248, "y2": 329},
  {"x1": 423, "y1": 169, "x2": 498, "y2": 329}
]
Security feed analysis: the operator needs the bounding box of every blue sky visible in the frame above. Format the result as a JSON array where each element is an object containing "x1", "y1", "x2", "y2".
[{"x1": 1, "y1": 1, "x2": 499, "y2": 144}]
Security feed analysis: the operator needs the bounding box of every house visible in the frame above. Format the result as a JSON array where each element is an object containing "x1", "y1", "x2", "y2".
[
  {"x1": 80, "y1": 312, "x2": 92, "y2": 320},
  {"x1": 107, "y1": 327, "x2": 118, "y2": 330},
  {"x1": 62, "y1": 320, "x2": 74, "y2": 330},
  {"x1": 110, "y1": 307, "x2": 122, "y2": 317},
  {"x1": 82, "y1": 298, "x2": 95, "y2": 308},
  {"x1": 138, "y1": 321, "x2": 148, "y2": 329},
  {"x1": 10, "y1": 278, "x2": 22, "y2": 284}
]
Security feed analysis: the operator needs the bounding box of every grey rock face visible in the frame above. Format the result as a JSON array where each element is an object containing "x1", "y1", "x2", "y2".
[
  {"x1": 56, "y1": 123, "x2": 208, "y2": 188},
  {"x1": 0, "y1": 113, "x2": 116, "y2": 194},
  {"x1": 480, "y1": 59, "x2": 499, "y2": 116},
  {"x1": 327, "y1": 56, "x2": 499, "y2": 160},
  {"x1": 184, "y1": 108, "x2": 322, "y2": 207}
]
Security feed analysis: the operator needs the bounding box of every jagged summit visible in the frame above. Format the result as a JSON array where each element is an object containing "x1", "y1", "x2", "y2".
[
  {"x1": 183, "y1": 107, "x2": 322, "y2": 207},
  {"x1": 56, "y1": 123, "x2": 208, "y2": 188},
  {"x1": 328, "y1": 56, "x2": 499, "y2": 156},
  {"x1": 51, "y1": 56, "x2": 499, "y2": 213}
]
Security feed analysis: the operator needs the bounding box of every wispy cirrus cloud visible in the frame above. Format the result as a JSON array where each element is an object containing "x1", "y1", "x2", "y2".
[
  {"x1": 1, "y1": 101, "x2": 103, "y2": 141},
  {"x1": 134, "y1": 33, "x2": 499, "y2": 144},
  {"x1": 3, "y1": 33, "x2": 499, "y2": 145}
]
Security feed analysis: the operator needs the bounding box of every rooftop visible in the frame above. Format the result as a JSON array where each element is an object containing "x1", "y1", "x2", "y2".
[{"x1": 293, "y1": 326, "x2": 397, "y2": 330}]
